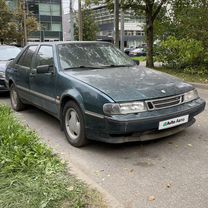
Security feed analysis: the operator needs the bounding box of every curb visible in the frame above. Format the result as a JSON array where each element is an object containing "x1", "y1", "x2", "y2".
[
  {"x1": 189, "y1": 82, "x2": 208, "y2": 90},
  {"x1": 68, "y1": 160, "x2": 124, "y2": 208}
]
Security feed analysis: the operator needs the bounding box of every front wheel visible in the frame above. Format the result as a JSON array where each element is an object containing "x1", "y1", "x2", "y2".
[
  {"x1": 63, "y1": 101, "x2": 87, "y2": 147},
  {"x1": 10, "y1": 84, "x2": 25, "y2": 111}
]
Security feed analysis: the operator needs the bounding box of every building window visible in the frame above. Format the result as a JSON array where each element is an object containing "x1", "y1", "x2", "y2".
[
  {"x1": 136, "y1": 31, "x2": 141, "y2": 36},
  {"x1": 39, "y1": 3, "x2": 50, "y2": 15},
  {"x1": 51, "y1": 23, "x2": 62, "y2": 31},
  {"x1": 39, "y1": 3, "x2": 60, "y2": 16},
  {"x1": 28, "y1": 2, "x2": 39, "y2": 15},
  {"x1": 41, "y1": 22, "x2": 51, "y2": 31},
  {"x1": 51, "y1": 4, "x2": 61, "y2": 16}
]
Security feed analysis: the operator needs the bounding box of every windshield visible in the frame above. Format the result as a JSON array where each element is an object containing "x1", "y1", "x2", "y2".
[
  {"x1": 57, "y1": 42, "x2": 135, "y2": 69},
  {"x1": 0, "y1": 47, "x2": 21, "y2": 61}
]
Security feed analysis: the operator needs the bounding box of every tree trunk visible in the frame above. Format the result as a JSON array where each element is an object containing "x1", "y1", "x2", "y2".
[
  {"x1": 78, "y1": 0, "x2": 83, "y2": 41},
  {"x1": 114, "y1": 0, "x2": 120, "y2": 48},
  {"x1": 146, "y1": 11, "x2": 154, "y2": 68}
]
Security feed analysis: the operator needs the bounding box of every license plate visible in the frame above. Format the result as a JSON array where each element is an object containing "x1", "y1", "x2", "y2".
[{"x1": 159, "y1": 115, "x2": 189, "y2": 130}]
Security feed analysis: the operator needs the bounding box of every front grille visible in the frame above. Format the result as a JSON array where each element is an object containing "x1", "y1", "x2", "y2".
[{"x1": 146, "y1": 95, "x2": 183, "y2": 110}]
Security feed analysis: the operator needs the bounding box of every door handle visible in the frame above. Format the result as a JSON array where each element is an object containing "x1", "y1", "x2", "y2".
[
  {"x1": 30, "y1": 73, "x2": 35, "y2": 77},
  {"x1": 30, "y1": 69, "x2": 36, "y2": 77}
]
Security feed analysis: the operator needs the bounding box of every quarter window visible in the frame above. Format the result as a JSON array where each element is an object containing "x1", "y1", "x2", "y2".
[
  {"x1": 36, "y1": 46, "x2": 54, "y2": 66},
  {"x1": 17, "y1": 45, "x2": 37, "y2": 67}
]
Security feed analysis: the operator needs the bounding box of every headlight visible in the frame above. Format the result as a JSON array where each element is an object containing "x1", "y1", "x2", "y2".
[
  {"x1": 183, "y1": 89, "x2": 199, "y2": 103},
  {"x1": 103, "y1": 102, "x2": 147, "y2": 115},
  {"x1": 0, "y1": 71, "x2": 5, "y2": 79}
]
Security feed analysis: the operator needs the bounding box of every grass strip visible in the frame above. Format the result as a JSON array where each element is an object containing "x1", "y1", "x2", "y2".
[
  {"x1": 131, "y1": 56, "x2": 146, "y2": 62},
  {"x1": 0, "y1": 105, "x2": 105, "y2": 208},
  {"x1": 154, "y1": 67, "x2": 208, "y2": 84}
]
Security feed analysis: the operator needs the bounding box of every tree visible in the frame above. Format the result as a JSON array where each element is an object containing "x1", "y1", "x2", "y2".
[
  {"x1": 14, "y1": 0, "x2": 39, "y2": 46},
  {"x1": 74, "y1": 9, "x2": 99, "y2": 41},
  {"x1": 0, "y1": 0, "x2": 38, "y2": 46},
  {"x1": 90, "y1": 0, "x2": 168, "y2": 68},
  {"x1": 0, "y1": 0, "x2": 13, "y2": 44},
  {"x1": 171, "y1": 0, "x2": 208, "y2": 48},
  {"x1": 123, "y1": 0, "x2": 169, "y2": 67}
]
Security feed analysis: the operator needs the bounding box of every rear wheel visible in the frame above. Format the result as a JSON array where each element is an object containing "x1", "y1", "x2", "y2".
[
  {"x1": 63, "y1": 101, "x2": 87, "y2": 147},
  {"x1": 10, "y1": 84, "x2": 25, "y2": 111}
]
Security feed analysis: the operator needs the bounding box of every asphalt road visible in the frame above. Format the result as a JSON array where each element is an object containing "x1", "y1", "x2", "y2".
[{"x1": 0, "y1": 88, "x2": 208, "y2": 208}]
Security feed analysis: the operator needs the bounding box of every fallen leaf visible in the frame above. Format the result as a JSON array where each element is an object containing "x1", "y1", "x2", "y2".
[{"x1": 148, "y1": 196, "x2": 156, "y2": 201}]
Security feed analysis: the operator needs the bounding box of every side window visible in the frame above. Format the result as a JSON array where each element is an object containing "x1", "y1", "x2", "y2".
[
  {"x1": 36, "y1": 46, "x2": 54, "y2": 66},
  {"x1": 17, "y1": 46, "x2": 37, "y2": 67}
]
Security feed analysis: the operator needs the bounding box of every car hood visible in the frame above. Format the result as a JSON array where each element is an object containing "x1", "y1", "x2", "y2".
[
  {"x1": 0, "y1": 61, "x2": 8, "y2": 72},
  {"x1": 65, "y1": 66, "x2": 193, "y2": 102}
]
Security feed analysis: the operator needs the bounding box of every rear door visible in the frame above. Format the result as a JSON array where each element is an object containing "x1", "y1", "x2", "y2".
[
  {"x1": 13, "y1": 45, "x2": 38, "y2": 100},
  {"x1": 29, "y1": 45, "x2": 58, "y2": 115}
]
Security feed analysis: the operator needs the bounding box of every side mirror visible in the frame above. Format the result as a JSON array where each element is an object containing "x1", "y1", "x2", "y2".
[
  {"x1": 36, "y1": 65, "x2": 51, "y2": 74},
  {"x1": 134, "y1": 60, "x2": 140, "y2": 65}
]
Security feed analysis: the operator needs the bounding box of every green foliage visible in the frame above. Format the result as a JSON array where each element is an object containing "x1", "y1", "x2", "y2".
[
  {"x1": 0, "y1": 0, "x2": 39, "y2": 45},
  {"x1": 171, "y1": 0, "x2": 208, "y2": 48},
  {"x1": 155, "y1": 66, "x2": 208, "y2": 84},
  {"x1": 74, "y1": 8, "x2": 99, "y2": 41},
  {"x1": 0, "y1": 0, "x2": 13, "y2": 44},
  {"x1": 0, "y1": 105, "x2": 105, "y2": 208},
  {"x1": 156, "y1": 36, "x2": 206, "y2": 72},
  {"x1": 155, "y1": 0, "x2": 208, "y2": 49}
]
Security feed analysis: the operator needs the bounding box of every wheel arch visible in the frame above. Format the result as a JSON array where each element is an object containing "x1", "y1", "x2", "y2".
[
  {"x1": 59, "y1": 89, "x2": 85, "y2": 128},
  {"x1": 8, "y1": 79, "x2": 15, "y2": 88}
]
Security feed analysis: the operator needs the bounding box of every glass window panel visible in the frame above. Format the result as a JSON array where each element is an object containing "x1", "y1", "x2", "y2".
[
  {"x1": 41, "y1": 22, "x2": 51, "y2": 31},
  {"x1": 39, "y1": 3, "x2": 50, "y2": 15},
  {"x1": 51, "y1": 23, "x2": 61, "y2": 31},
  {"x1": 17, "y1": 46, "x2": 37, "y2": 67},
  {"x1": 36, "y1": 46, "x2": 54, "y2": 66},
  {"x1": 51, "y1": 4, "x2": 60, "y2": 16}
]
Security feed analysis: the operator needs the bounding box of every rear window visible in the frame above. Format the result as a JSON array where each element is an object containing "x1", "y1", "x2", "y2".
[
  {"x1": 0, "y1": 47, "x2": 21, "y2": 61},
  {"x1": 17, "y1": 45, "x2": 37, "y2": 67}
]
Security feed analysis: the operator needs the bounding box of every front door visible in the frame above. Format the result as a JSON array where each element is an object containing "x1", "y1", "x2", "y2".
[{"x1": 29, "y1": 45, "x2": 58, "y2": 115}]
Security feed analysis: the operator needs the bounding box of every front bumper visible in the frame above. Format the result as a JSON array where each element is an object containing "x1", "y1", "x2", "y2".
[
  {"x1": 0, "y1": 78, "x2": 8, "y2": 92},
  {"x1": 85, "y1": 98, "x2": 206, "y2": 143}
]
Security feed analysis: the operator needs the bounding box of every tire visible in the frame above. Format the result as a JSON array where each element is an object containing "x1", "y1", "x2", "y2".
[
  {"x1": 63, "y1": 101, "x2": 87, "y2": 147},
  {"x1": 10, "y1": 83, "x2": 25, "y2": 111}
]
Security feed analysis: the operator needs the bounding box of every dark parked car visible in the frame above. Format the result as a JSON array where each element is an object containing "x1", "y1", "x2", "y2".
[
  {"x1": 5, "y1": 42, "x2": 205, "y2": 147},
  {"x1": 0, "y1": 45, "x2": 21, "y2": 92}
]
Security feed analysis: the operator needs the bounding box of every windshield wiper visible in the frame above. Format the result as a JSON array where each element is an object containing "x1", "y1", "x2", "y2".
[
  {"x1": 64, "y1": 65, "x2": 104, "y2": 70},
  {"x1": 103, "y1": 64, "x2": 134, "y2": 68}
]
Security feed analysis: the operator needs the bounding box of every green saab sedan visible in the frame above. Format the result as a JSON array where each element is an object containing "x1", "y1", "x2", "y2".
[{"x1": 5, "y1": 42, "x2": 206, "y2": 147}]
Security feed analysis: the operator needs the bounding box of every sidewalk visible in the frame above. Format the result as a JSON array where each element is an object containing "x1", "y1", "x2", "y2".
[{"x1": 190, "y1": 82, "x2": 208, "y2": 90}]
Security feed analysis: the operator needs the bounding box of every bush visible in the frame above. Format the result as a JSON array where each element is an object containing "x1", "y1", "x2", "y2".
[{"x1": 156, "y1": 36, "x2": 207, "y2": 72}]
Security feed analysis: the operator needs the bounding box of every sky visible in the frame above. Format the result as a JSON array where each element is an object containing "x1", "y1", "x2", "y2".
[{"x1": 62, "y1": 0, "x2": 78, "y2": 14}]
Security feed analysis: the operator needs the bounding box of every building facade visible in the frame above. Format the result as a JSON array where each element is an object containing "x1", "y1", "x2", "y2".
[
  {"x1": 91, "y1": 4, "x2": 145, "y2": 48},
  {"x1": 7, "y1": 0, "x2": 63, "y2": 42}
]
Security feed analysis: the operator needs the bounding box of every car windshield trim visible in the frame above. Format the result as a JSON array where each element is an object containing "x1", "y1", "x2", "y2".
[
  {"x1": 64, "y1": 64, "x2": 135, "y2": 70},
  {"x1": 102, "y1": 64, "x2": 134, "y2": 68},
  {"x1": 64, "y1": 65, "x2": 105, "y2": 70}
]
